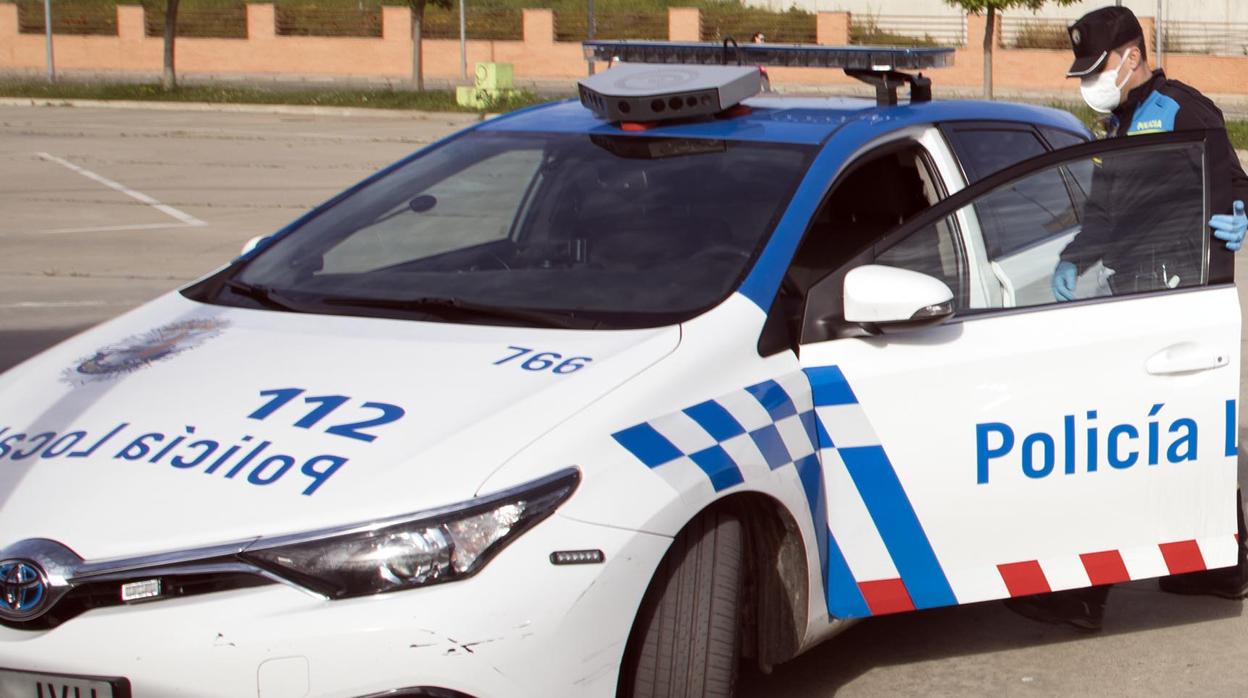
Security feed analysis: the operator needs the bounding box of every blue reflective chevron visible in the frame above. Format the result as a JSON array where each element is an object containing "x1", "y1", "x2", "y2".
[{"x1": 837, "y1": 445, "x2": 957, "y2": 609}]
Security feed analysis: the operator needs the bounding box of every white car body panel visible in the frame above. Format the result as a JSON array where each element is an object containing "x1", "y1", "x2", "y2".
[
  {"x1": 0, "y1": 292, "x2": 679, "y2": 559},
  {"x1": 0, "y1": 100, "x2": 1238, "y2": 698}
]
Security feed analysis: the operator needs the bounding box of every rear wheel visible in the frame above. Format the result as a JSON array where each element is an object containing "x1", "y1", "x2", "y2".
[{"x1": 620, "y1": 510, "x2": 744, "y2": 698}]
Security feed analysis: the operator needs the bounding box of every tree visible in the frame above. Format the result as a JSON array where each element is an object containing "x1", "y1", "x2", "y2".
[
  {"x1": 944, "y1": 0, "x2": 1079, "y2": 100},
  {"x1": 161, "y1": 0, "x2": 180, "y2": 91},
  {"x1": 411, "y1": 0, "x2": 452, "y2": 91}
]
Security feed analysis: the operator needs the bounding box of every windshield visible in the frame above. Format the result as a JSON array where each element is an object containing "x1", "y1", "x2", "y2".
[{"x1": 188, "y1": 131, "x2": 813, "y2": 328}]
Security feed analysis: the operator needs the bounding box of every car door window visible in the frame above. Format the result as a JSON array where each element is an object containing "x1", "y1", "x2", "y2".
[
  {"x1": 1039, "y1": 126, "x2": 1088, "y2": 151},
  {"x1": 946, "y1": 127, "x2": 1047, "y2": 182},
  {"x1": 945, "y1": 126, "x2": 1081, "y2": 259},
  {"x1": 874, "y1": 134, "x2": 1209, "y2": 312}
]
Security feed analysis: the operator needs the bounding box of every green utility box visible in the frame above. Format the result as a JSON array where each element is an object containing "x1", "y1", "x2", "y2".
[
  {"x1": 475, "y1": 62, "x2": 513, "y2": 91},
  {"x1": 456, "y1": 62, "x2": 517, "y2": 109}
]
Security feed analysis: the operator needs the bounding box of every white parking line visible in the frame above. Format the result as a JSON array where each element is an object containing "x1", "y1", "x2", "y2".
[
  {"x1": 34, "y1": 222, "x2": 200, "y2": 236},
  {"x1": 35, "y1": 152, "x2": 208, "y2": 229},
  {"x1": 0, "y1": 301, "x2": 109, "y2": 309}
]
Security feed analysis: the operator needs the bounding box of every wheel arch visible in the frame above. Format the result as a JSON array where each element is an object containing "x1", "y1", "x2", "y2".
[
  {"x1": 718, "y1": 491, "x2": 810, "y2": 668},
  {"x1": 621, "y1": 490, "x2": 811, "y2": 681}
]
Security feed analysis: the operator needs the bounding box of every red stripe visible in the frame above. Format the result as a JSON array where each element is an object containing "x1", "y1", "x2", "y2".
[
  {"x1": 857, "y1": 578, "x2": 915, "y2": 615},
  {"x1": 1080, "y1": 550, "x2": 1130, "y2": 585},
  {"x1": 997, "y1": 560, "x2": 1050, "y2": 597},
  {"x1": 1159, "y1": 540, "x2": 1206, "y2": 575}
]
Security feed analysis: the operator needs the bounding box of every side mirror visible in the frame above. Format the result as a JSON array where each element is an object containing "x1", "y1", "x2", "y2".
[
  {"x1": 241, "y1": 235, "x2": 269, "y2": 256},
  {"x1": 843, "y1": 264, "x2": 954, "y2": 332}
]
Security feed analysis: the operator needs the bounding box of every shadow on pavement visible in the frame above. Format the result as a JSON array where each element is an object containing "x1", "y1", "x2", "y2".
[
  {"x1": 0, "y1": 325, "x2": 94, "y2": 374},
  {"x1": 738, "y1": 581, "x2": 1244, "y2": 696}
]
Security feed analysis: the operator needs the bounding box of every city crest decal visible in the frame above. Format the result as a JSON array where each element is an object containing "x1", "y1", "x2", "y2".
[{"x1": 64, "y1": 318, "x2": 228, "y2": 384}]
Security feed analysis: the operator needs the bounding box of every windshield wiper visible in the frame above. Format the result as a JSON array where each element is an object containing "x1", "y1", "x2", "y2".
[
  {"x1": 224, "y1": 280, "x2": 306, "y2": 313},
  {"x1": 319, "y1": 295, "x2": 585, "y2": 329}
]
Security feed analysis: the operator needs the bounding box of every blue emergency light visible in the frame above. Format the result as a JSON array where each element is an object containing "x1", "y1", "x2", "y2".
[
  {"x1": 579, "y1": 40, "x2": 955, "y2": 117},
  {"x1": 582, "y1": 40, "x2": 955, "y2": 72}
]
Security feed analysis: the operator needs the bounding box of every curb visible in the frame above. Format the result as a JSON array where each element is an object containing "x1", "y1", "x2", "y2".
[{"x1": 0, "y1": 96, "x2": 488, "y2": 122}]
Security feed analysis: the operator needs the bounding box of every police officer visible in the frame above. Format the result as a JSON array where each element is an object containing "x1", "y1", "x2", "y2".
[
  {"x1": 1053, "y1": 5, "x2": 1248, "y2": 301},
  {"x1": 1008, "y1": 5, "x2": 1248, "y2": 632}
]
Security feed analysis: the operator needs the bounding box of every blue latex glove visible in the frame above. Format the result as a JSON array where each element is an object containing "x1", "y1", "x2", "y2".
[
  {"x1": 1211, "y1": 200, "x2": 1247, "y2": 251},
  {"x1": 1052, "y1": 261, "x2": 1077, "y2": 301}
]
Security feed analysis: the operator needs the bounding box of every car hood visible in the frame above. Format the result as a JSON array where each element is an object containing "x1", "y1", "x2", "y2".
[{"x1": 0, "y1": 293, "x2": 679, "y2": 560}]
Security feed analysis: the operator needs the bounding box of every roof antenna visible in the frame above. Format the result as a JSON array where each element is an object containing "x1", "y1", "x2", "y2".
[{"x1": 721, "y1": 37, "x2": 744, "y2": 66}]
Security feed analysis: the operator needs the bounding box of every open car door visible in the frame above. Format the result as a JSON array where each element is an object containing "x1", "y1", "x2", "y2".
[{"x1": 794, "y1": 130, "x2": 1240, "y2": 617}]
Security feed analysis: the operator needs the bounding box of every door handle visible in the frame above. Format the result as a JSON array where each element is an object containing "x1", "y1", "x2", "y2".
[{"x1": 1145, "y1": 342, "x2": 1231, "y2": 375}]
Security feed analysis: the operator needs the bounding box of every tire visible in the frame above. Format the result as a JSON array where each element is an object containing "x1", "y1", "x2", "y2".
[{"x1": 620, "y1": 510, "x2": 744, "y2": 698}]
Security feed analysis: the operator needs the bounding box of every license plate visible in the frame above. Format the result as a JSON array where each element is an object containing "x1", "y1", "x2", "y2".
[{"x1": 0, "y1": 667, "x2": 130, "y2": 698}]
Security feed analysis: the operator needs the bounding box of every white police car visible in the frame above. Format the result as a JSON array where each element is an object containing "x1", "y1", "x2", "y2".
[{"x1": 0, "y1": 42, "x2": 1239, "y2": 698}]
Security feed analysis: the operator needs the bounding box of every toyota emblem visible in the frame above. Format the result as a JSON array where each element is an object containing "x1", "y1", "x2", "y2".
[{"x1": 0, "y1": 560, "x2": 47, "y2": 619}]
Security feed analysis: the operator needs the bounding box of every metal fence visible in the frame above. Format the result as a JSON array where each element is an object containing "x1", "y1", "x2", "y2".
[
  {"x1": 851, "y1": 14, "x2": 965, "y2": 48},
  {"x1": 700, "y1": 9, "x2": 816, "y2": 44},
  {"x1": 422, "y1": 8, "x2": 523, "y2": 41},
  {"x1": 1002, "y1": 16, "x2": 1248, "y2": 56},
  {"x1": 274, "y1": 6, "x2": 380, "y2": 38},
  {"x1": 1000, "y1": 16, "x2": 1070, "y2": 49},
  {"x1": 144, "y1": 5, "x2": 247, "y2": 39},
  {"x1": 1164, "y1": 21, "x2": 1248, "y2": 56},
  {"x1": 17, "y1": 0, "x2": 116, "y2": 35},
  {"x1": 554, "y1": 11, "x2": 667, "y2": 42}
]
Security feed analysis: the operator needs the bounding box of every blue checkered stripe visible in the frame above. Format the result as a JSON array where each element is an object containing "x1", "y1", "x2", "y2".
[
  {"x1": 614, "y1": 365, "x2": 959, "y2": 622},
  {"x1": 612, "y1": 373, "x2": 822, "y2": 492}
]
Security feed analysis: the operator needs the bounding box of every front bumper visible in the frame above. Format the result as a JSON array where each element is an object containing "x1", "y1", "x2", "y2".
[{"x1": 0, "y1": 515, "x2": 669, "y2": 698}]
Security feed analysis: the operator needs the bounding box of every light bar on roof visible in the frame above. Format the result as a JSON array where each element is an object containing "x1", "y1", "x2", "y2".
[{"x1": 583, "y1": 40, "x2": 955, "y2": 71}]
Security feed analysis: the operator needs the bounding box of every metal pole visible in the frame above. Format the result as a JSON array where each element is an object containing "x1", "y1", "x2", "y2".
[
  {"x1": 586, "y1": 0, "x2": 595, "y2": 75},
  {"x1": 1155, "y1": 0, "x2": 1163, "y2": 69},
  {"x1": 458, "y1": 0, "x2": 467, "y2": 81},
  {"x1": 43, "y1": 0, "x2": 55, "y2": 82}
]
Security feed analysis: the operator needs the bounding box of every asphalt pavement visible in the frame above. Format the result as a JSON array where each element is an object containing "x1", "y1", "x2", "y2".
[{"x1": 1, "y1": 103, "x2": 1247, "y2": 696}]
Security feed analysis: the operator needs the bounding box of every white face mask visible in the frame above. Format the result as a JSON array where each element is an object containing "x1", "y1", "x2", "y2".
[{"x1": 1080, "y1": 50, "x2": 1135, "y2": 114}]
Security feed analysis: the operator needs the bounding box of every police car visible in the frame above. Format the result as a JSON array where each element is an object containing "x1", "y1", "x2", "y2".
[{"x1": 0, "y1": 41, "x2": 1238, "y2": 698}]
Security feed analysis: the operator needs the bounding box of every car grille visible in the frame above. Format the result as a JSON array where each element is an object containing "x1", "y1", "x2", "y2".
[{"x1": 1, "y1": 572, "x2": 276, "y2": 630}]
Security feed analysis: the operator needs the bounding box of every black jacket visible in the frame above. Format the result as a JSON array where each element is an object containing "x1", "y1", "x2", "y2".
[{"x1": 1060, "y1": 71, "x2": 1248, "y2": 283}]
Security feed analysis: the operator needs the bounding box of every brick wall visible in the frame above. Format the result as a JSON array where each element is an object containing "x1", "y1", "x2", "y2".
[{"x1": 0, "y1": 6, "x2": 1244, "y2": 98}]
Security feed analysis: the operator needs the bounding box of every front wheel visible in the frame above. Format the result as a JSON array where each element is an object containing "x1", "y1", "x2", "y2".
[{"x1": 619, "y1": 509, "x2": 744, "y2": 698}]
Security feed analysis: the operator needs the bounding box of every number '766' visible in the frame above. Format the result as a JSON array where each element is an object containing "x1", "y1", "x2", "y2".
[{"x1": 494, "y1": 346, "x2": 593, "y2": 374}]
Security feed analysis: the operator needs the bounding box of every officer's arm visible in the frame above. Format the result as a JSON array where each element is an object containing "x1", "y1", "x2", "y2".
[
  {"x1": 1060, "y1": 160, "x2": 1112, "y2": 273},
  {"x1": 1176, "y1": 103, "x2": 1248, "y2": 251},
  {"x1": 1230, "y1": 140, "x2": 1248, "y2": 205},
  {"x1": 1175, "y1": 102, "x2": 1248, "y2": 206}
]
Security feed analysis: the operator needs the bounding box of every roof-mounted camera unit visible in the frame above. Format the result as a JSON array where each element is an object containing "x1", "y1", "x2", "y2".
[
  {"x1": 578, "y1": 40, "x2": 955, "y2": 115},
  {"x1": 577, "y1": 63, "x2": 762, "y2": 124}
]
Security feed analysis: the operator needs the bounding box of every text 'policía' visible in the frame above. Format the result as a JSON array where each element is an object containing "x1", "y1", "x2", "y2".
[
  {"x1": 0, "y1": 422, "x2": 346, "y2": 496},
  {"x1": 975, "y1": 399, "x2": 1238, "y2": 484}
]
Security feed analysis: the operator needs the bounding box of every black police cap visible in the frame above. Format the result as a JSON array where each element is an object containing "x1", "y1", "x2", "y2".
[{"x1": 1066, "y1": 6, "x2": 1144, "y2": 78}]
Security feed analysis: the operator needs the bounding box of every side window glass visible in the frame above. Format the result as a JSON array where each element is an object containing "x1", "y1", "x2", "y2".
[
  {"x1": 1065, "y1": 158, "x2": 1094, "y2": 208},
  {"x1": 1040, "y1": 127, "x2": 1088, "y2": 150},
  {"x1": 875, "y1": 216, "x2": 965, "y2": 307},
  {"x1": 974, "y1": 168, "x2": 1077, "y2": 258},
  {"x1": 878, "y1": 141, "x2": 1206, "y2": 311},
  {"x1": 1040, "y1": 127, "x2": 1094, "y2": 216},
  {"x1": 787, "y1": 142, "x2": 943, "y2": 288},
  {"x1": 947, "y1": 127, "x2": 1047, "y2": 182},
  {"x1": 946, "y1": 127, "x2": 1075, "y2": 258}
]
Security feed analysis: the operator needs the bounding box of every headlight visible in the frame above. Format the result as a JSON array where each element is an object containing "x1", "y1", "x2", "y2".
[{"x1": 239, "y1": 468, "x2": 579, "y2": 599}]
